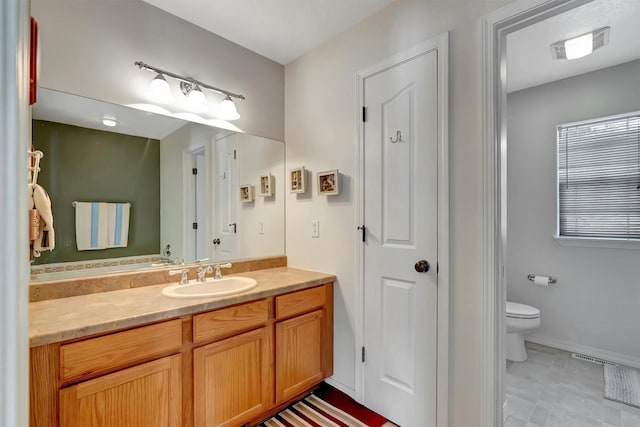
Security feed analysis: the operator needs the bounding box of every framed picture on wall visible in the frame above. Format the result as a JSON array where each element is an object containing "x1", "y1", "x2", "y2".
[
  {"x1": 289, "y1": 166, "x2": 306, "y2": 193},
  {"x1": 259, "y1": 174, "x2": 275, "y2": 197},
  {"x1": 239, "y1": 184, "x2": 255, "y2": 202},
  {"x1": 317, "y1": 170, "x2": 340, "y2": 195}
]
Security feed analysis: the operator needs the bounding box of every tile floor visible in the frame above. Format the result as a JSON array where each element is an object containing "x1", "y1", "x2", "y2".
[{"x1": 505, "y1": 342, "x2": 640, "y2": 427}]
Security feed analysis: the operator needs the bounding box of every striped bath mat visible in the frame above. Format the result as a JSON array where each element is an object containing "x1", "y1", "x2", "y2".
[
  {"x1": 259, "y1": 385, "x2": 390, "y2": 427},
  {"x1": 604, "y1": 364, "x2": 640, "y2": 409}
]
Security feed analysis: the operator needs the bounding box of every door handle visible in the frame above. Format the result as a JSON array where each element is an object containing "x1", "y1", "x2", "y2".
[{"x1": 415, "y1": 260, "x2": 430, "y2": 273}]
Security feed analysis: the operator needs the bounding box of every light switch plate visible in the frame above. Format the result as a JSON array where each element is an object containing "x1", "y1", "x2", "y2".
[{"x1": 311, "y1": 219, "x2": 319, "y2": 238}]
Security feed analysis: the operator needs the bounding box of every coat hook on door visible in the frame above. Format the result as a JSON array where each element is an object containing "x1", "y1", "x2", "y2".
[{"x1": 390, "y1": 130, "x2": 402, "y2": 143}]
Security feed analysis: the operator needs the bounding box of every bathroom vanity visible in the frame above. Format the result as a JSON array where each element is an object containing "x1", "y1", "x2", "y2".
[{"x1": 29, "y1": 264, "x2": 335, "y2": 427}]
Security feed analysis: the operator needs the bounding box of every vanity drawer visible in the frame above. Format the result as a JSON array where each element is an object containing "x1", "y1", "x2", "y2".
[
  {"x1": 276, "y1": 285, "x2": 326, "y2": 320},
  {"x1": 193, "y1": 299, "x2": 270, "y2": 344},
  {"x1": 60, "y1": 319, "x2": 182, "y2": 381}
]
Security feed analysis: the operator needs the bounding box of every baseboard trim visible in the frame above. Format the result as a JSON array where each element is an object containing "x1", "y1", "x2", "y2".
[
  {"x1": 324, "y1": 377, "x2": 356, "y2": 400},
  {"x1": 526, "y1": 334, "x2": 640, "y2": 369}
]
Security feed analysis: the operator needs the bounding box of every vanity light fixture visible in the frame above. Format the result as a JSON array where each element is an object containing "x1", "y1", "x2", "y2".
[
  {"x1": 135, "y1": 61, "x2": 245, "y2": 120},
  {"x1": 550, "y1": 27, "x2": 610, "y2": 60},
  {"x1": 148, "y1": 73, "x2": 173, "y2": 104},
  {"x1": 102, "y1": 118, "x2": 119, "y2": 127},
  {"x1": 218, "y1": 95, "x2": 241, "y2": 121}
]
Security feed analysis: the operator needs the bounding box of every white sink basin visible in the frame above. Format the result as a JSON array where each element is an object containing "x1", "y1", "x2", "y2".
[{"x1": 162, "y1": 276, "x2": 257, "y2": 299}]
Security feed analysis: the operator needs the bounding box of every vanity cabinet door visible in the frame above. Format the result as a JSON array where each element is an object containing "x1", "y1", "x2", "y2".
[
  {"x1": 59, "y1": 354, "x2": 182, "y2": 427},
  {"x1": 275, "y1": 309, "x2": 326, "y2": 403},
  {"x1": 193, "y1": 326, "x2": 273, "y2": 427}
]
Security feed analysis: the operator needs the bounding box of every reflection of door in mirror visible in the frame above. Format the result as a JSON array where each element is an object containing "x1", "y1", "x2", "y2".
[
  {"x1": 192, "y1": 150, "x2": 207, "y2": 260},
  {"x1": 215, "y1": 134, "x2": 238, "y2": 261}
]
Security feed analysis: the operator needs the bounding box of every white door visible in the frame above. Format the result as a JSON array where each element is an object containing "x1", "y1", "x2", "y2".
[
  {"x1": 194, "y1": 150, "x2": 206, "y2": 260},
  {"x1": 362, "y1": 49, "x2": 439, "y2": 427},
  {"x1": 214, "y1": 134, "x2": 238, "y2": 261}
]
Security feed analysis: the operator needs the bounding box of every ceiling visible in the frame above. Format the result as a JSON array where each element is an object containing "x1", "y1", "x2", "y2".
[
  {"x1": 142, "y1": 0, "x2": 398, "y2": 65},
  {"x1": 33, "y1": 88, "x2": 187, "y2": 140},
  {"x1": 507, "y1": 0, "x2": 640, "y2": 92}
]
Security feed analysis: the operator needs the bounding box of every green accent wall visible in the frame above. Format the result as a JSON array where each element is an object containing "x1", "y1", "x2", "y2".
[{"x1": 32, "y1": 120, "x2": 160, "y2": 264}]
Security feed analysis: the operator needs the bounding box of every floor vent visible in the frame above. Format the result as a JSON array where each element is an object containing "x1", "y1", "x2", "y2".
[{"x1": 571, "y1": 352, "x2": 617, "y2": 366}]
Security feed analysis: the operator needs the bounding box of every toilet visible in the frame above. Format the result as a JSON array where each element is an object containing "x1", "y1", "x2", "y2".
[{"x1": 506, "y1": 301, "x2": 540, "y2": 362}]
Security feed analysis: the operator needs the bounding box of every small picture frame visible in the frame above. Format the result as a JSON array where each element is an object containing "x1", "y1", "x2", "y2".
[
  {"x1": 259, "y1": 174, "x2": 275, "y2": 197},
  {"x1": 239, "y1": 184, "x2": 255, "y2": 202},
  {"x1": 289, "y1": 166, "x2": 306, "y2": 193},
  {"x1": 317, "y1": 170, "x2": 340, "y2": 195}
]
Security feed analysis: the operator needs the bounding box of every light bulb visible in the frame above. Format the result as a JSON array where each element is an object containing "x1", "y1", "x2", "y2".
[
  {"x1": 187, "y1": 85, "x2": 206, "y2": 104},
  {"x1": 564, "y1": 33, "x2": 593, "y2": 60},
  {"x1": 218, "y1": 96, "x2": 240, "y2": 121},
  {"x1": 147, "y1": 74, "x2": 173, "y2": 104}
]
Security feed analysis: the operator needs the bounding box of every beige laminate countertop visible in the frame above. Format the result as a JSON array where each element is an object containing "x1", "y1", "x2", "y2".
[{"x1": 29, "y1": 267, "x2": 335, "y2": 347}]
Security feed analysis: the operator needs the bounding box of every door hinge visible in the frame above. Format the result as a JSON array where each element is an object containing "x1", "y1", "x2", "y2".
[
  {"x1": 192, "y1": 222, "x2": 198, "y2": 230},
  {"x1": 192, "y1": 167, "x2": 198, "y2": 175},
  {"x1": 362, "y1": 106, "x2": 367, "y2": 122},
  {"x1": 437, "y1": 262, "x2": 439, "y2": 274},
  {"x1": 361, "y1": 346, "x2": 366, "y2": 363},
  {"x1": 234, "y1": 149, "x2": 237, "y2": 160}
]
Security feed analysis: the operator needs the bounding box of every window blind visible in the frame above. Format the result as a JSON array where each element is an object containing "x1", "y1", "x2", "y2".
[{"x1": 558, "y1": 113, "x2": 640, "y2": 239}]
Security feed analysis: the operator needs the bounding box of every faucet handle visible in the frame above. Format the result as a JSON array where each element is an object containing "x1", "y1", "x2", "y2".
[
  {"x1": 213, "y1": 262, "x2": 233, "y2": 279},
  {"x1": 168, "y1": 267, "x2": 189, "y2": 285},
  {"x1": 216, "y1": 262, "x2": 232, "y2": 269}
]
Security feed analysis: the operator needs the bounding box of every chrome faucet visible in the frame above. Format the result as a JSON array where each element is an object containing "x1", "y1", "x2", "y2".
[
  {"x1": 195, "y1": 258, "x2": 213, "y2": 282},
  {"x1": 168, "y1": 267, "x2": 189, "y2": 285},
  {"x1": 213, "y1": 263, "x2": 232, "y2": 280}
]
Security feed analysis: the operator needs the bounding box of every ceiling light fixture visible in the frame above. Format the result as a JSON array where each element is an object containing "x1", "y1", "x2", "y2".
[
  {"x1": 135, "y1": 61, "x2": 245, "y2": 120},
  {"x1": 550, "y1": 27, "x2": 610, "y2": 60},
  {"x1": 102, "y1": 118, "x2": 119, "y2": 127}
]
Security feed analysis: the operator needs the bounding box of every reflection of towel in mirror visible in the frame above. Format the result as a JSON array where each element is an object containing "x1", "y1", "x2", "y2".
[
  {"x1": 107, "y1": 203, "x2": 130, "y2": 248},
  {"x1": 75, "y1": 202, "x2": 131, "y2": 250},
  {"x1": 31, "y1": 184, "x2": 55, "y2": 257},
  {"x1": 75, "y1": 202, "x2": 108, "y2": 250}
]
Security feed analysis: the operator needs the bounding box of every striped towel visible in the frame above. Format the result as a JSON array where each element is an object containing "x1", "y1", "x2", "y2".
[
  {"x1": 75, "y1": 202, "x2": 108, "y2": 250},
  {"x1": 75, "y1": 202, "x2": 131, "y2": 250},
  {"x1": 106, "y1": 203, "x2": 130, "y2": 248}
]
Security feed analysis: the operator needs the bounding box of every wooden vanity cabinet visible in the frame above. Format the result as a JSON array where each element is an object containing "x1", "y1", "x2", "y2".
[
  {"x1": 193, "y1": 327, "x2": 273, "y2": 427},
  {"x1": 274, "y1": 284, "x2": 333, "y2": 404},
  {"x1": 59, "y1": 354, "x2": 182, "y2": 427},
  {"x1": 192, "y1": 299, "x2": 273, "y2": 427},
  {"x1": 30, "y1": 282, "x2": 333, "y2": 427}
]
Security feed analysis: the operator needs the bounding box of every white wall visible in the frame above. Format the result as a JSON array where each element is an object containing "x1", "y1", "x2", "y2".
[
  {"x1": 30, "y1": 0, "x2": 284, "y2": 141},
  {"x1": 284, "y1": 0, "x2": 512, "y2": 424},
  {"x1": 237, "y1": 134, "x2": 285, "y2": 259},
  {"x1": 507, "y1": 59, "x2": 640, "y2": 366}
]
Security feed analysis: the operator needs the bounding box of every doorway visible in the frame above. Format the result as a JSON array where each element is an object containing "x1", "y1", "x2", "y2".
[
  {"x1": 482, "y1": 0, "x2": 640, "y2": 425},
  {"x1": 356, "y1": 33, "x2": 449, "y2": 427}
]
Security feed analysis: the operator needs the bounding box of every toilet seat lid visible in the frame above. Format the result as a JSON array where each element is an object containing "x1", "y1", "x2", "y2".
[{"x1": 506, "y1": 301, "x2": 540, "y2": 319}]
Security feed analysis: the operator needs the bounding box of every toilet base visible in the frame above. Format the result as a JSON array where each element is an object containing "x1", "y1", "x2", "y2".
[{"x1": 506, "y1": 333, "x2": 528, "y2": 362}]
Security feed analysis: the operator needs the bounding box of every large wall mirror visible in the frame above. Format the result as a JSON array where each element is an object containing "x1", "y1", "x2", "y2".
[{"x1": 31, "y1": 88, "x2": 285, "y2": 279}]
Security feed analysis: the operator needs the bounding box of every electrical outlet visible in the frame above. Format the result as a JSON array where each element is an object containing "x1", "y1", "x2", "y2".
[
  {"x1": 311, "y1": 219, "x2": 319, "y2": 238},
  {"x1": 259, "y1": 221, "x2": 264, "y2": 234}
]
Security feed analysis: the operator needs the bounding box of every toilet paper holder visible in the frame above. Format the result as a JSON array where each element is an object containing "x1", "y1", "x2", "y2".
[{"x1": 527, "y1": 274, "x2": 557, "y2": 284}]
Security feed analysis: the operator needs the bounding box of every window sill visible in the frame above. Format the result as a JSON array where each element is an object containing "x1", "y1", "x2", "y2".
[{"x1": 553, "y1": 236, "x2": 640, "y2": 250}]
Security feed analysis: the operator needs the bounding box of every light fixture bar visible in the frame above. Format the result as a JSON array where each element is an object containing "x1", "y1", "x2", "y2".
[{"x1": 134, "y1": 61, "x2": 245, "y2": 101}]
